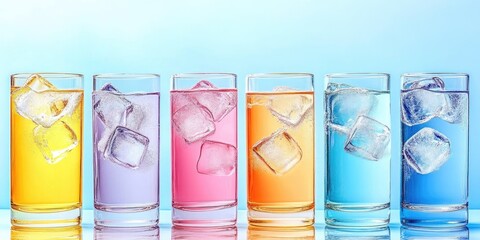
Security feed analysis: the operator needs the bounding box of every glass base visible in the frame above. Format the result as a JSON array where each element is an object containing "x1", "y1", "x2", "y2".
[
  {"x1": 325, "y1": 203, "x2": 390, "y2": 228},
  {"x1": 248, "y1": 208, "x2": 314, "y2": 227},
  {"x1": 172, "y1": 204, "x2": 237, "y2": 228},
  {"x1": 11, "y1": 207, "x2": 81, "y2": 227},
  {"x1": 401, "y1": 203, "x2": 468, "y2": 228},
  {"x1": 95, "y1": 204, "x2": 159, "y2": 227}
]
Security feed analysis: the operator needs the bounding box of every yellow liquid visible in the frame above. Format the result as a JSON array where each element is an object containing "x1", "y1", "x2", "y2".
[
  {"x1": 247, "y1": 92, "x2": 315, "y2": 213},
  {"x1": 11, "y1": 89, "x2": 83, "y2": 213}
]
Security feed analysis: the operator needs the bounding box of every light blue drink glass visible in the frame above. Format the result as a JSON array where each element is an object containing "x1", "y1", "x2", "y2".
[
  {"x1": 401, "y1": 73, "x2": 469, "y2": 228},
  {"x1": 324, "y1": 73, "x2": 391, "y2": 228}
]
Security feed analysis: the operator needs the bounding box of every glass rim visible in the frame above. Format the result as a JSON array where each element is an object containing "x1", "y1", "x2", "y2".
[
  {"x1": 93, "y1": 73, "x2": 160, "y2": 79},
  {"x1": 172, "y1": 73, "x2": 237, "y2": 79},
  {"x1": 325, "y1": 73, "x2": 390, "y2": 79},
  {"x1": 402, "y1": 72, "x2": 469, "y2": 78},
  {"x1": 11, "y1": 73, "x2": 84, "y2": 79},
  {"x1": 247, "y1": 72, "x2": 314, "y2": 79}
]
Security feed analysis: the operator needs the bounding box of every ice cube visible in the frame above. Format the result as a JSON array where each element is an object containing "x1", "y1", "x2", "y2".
[
  {"x1": 267, "y1": 87, "x2": 313, "y2": 126},
  {"x1": 344, "y1": 115, "x2": 391, "y2": 161},
  {"x1": 197, "y1": 140, "x2": 237, "y2": 176},
  {"x1": 25, "y1": 74, "x2": 57, "y2": 92},
  {"x1": 171, "y1": 92, "x2": 194, "y2": 113},
  {"x1": 326, "y1": 83, "x2": 376, "y2": 127},
  {"x1": 126, "y1": 104, "x2": 145, "y2": 131},
  {"x1": 100, "y1": 83, "x2": 120, "y2": 92},
  {"x1": 190, "y1": 81, "x2": 237, "y2": 122},
  {"x1": 247, "y1": 95, "x2": 269, "y2": 108},
  {"x1": 33, "y1": 121, "x2": 78, "y2": 164},
  {"x1": 441, "y1": 93, "x2": 468, "y2": 124},
  {"x1": 94, "y1": 91, "x2": 133, "y2": 128},
  {"x1": 403, "y1": 127, "x2": 450, "y2": 174},
  {"x1": 97, "y1": 127, "x2": 114, "y2": 153},
  {"x1": 401, "y1": 89, "x2": 449, "y2": 126},
  {"x1": 403, "y1": 77, "x2": 445, "y2": 90},
  {"x1": 104, "y1": 126, "x2": 150, "y2": 169},
  {"x1": 252, "y1": 129, "x2": 303, "y2": 175},
  {"x1": 172, "y1": 104, "x2": 215, "y2": 143},
  {"x1": 192, "y1": 80, "x2": 216, "y2": 89},
  {"x1": 13, "y1": 85, "x2": 82, "y2": 128}
]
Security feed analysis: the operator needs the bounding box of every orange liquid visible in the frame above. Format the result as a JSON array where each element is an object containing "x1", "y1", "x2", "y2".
[
  {"x1": 247, "y1": 92, "x2": 314, "y2": 213},
  {"x1": 11, "y1": 89, "x2": 83, "y2": 213}
]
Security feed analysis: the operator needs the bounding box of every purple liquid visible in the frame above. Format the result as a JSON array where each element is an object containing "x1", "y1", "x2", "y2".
[{"x1": 93, "y1": 92, "x2": 160, "y2": 209}]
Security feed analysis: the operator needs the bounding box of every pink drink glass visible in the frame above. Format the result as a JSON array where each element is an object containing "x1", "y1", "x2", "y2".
[{"x1": 171, "y1": 73, "x2": 237, "y2": 227}]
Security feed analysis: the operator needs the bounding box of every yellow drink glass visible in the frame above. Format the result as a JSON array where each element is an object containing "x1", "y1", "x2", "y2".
[{"x1": 11, "y1": 73, "x2": 83, "y2": 227}]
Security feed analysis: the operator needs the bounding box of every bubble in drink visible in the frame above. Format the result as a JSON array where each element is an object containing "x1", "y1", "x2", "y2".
[
  {"x1": 326, "y1": 83, "x2": 376, "y2": 127},
  {"x1": 190, "y1": 80, "x2": 236, "y2": 122},
  {"x1": 403, "y1": 127, "x2": 450, "y2": 174},
  {"x1": 344, "y1": 115, "x2": 391, "y2": 161},
  {"x1": 253, "y1": 129, "x2": 303, "y2": 175},
  {"x1": 197, "y1": 140, "x2": 237, "y2": 176},
  {"x1": 13, "y1": 74, "x2": 81, "y2": 128},
  {"x1": 267, "y1": 87, "x2": 313, "y2": 126},
  {"x1": 172, "y1": 104, "x2": 215, "y2": 143},
  {"x1": 104, "y1": 126, "x2": 150, "y2": 169},
  {"x1": 33, "y1": 121, "x2": 78, "y2": 164}
]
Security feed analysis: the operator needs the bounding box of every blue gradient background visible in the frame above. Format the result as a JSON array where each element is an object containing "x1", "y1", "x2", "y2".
[{"x1": 0, "y1": 0, "x2": 478, "y2": 211}]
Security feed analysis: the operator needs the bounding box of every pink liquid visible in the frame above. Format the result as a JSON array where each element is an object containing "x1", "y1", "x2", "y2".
[{"x1": 171, "y1": 89, "x2": 237, "y2": 210}]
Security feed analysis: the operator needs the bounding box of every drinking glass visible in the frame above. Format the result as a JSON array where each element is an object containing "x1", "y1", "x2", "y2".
[
  {"x1": 324, "y1": 73, "x2": 391, "y2": 228},
  {"x1": 171, "y1": 73, "x2": 238, "y2": 227},
  {"x1": 401, "y1": 73, "x2": 469, "y2": 227},
  {"x1": 11, "y1": 73, "x2": 83, "y2": 227},
  {"x1": 246, "y1": 73, "x2": 315, "y2": 227},
  {"x1": 93, "y1": 74, "x2": 160, "y2": 227}
]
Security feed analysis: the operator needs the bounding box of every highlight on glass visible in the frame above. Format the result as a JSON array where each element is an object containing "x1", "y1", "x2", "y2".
[
  {"x1": 401, "y1": 73, "x2": 469, "y2": 227},
  {"x1": 93, "y1": 74, "x2": 160, "y2": 227},
  {"x1": 324, "y1": 73, "x2": 391, "y2": 228},
  {"x1": 171, "y1": 73, "x2": 238, "y2": 227},
  {"x1": 11, "y1": 73, "x2": 84, "y2": 227},
  {"x1": 246, "y1": 73, "x2": 315, "y2": 227}
]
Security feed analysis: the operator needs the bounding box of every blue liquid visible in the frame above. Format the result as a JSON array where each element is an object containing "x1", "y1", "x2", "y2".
[
  {"x1": 401, "y1": 90, "x2": 468, "y2": 227},
  {"x1": 325, "y1": 91, "x2": 390, "y2": 227}
]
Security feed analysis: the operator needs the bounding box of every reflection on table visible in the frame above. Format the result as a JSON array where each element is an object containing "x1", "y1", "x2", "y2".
[
  {"x1": 400, "y1": 226, "x2": 469, "y2": 239},
  {"x1": 11, "y1": 225, "x2": 82, "y2": 240},
  {"x1": 247, "y1": 225, "x2": 315, "y2": 239},
  {"x1": 325, "y1": 226, "x2": 390, "y2": 239},
  {"x1": 94, "y1": 226, "x2": 159, "y2": 240},
  {"x1": 171, "y1": 226, "x2": 237, "y2": 239}
]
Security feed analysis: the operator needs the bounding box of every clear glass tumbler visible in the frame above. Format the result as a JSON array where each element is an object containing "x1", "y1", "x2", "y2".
[
  {"x1": 93, "y1": 74, "x2": 160, "y2": 227},
  {"x1": 171, "y1": 73, "x2": 238, "y2": 227},
  {"x1": 401, "y1": 73, "x2": 469, "y2": 227},
  {"x1": 324, "y1": 73, "x2": 391, "y2": 228},
  {"x1": 11, "y1": 73, "x2": 83, "y2": 227},
  {"x1": 246, "y1": 73, "x2": 315, "y2": 227}
]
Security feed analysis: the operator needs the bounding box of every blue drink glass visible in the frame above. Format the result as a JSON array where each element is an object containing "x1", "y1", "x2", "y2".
[
  {"x1": 401, "y1": 73, "x2": 469, "y2": 227},
  {"x1": 324, "y1": 73, "x2": 391, "y2": 228}
]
